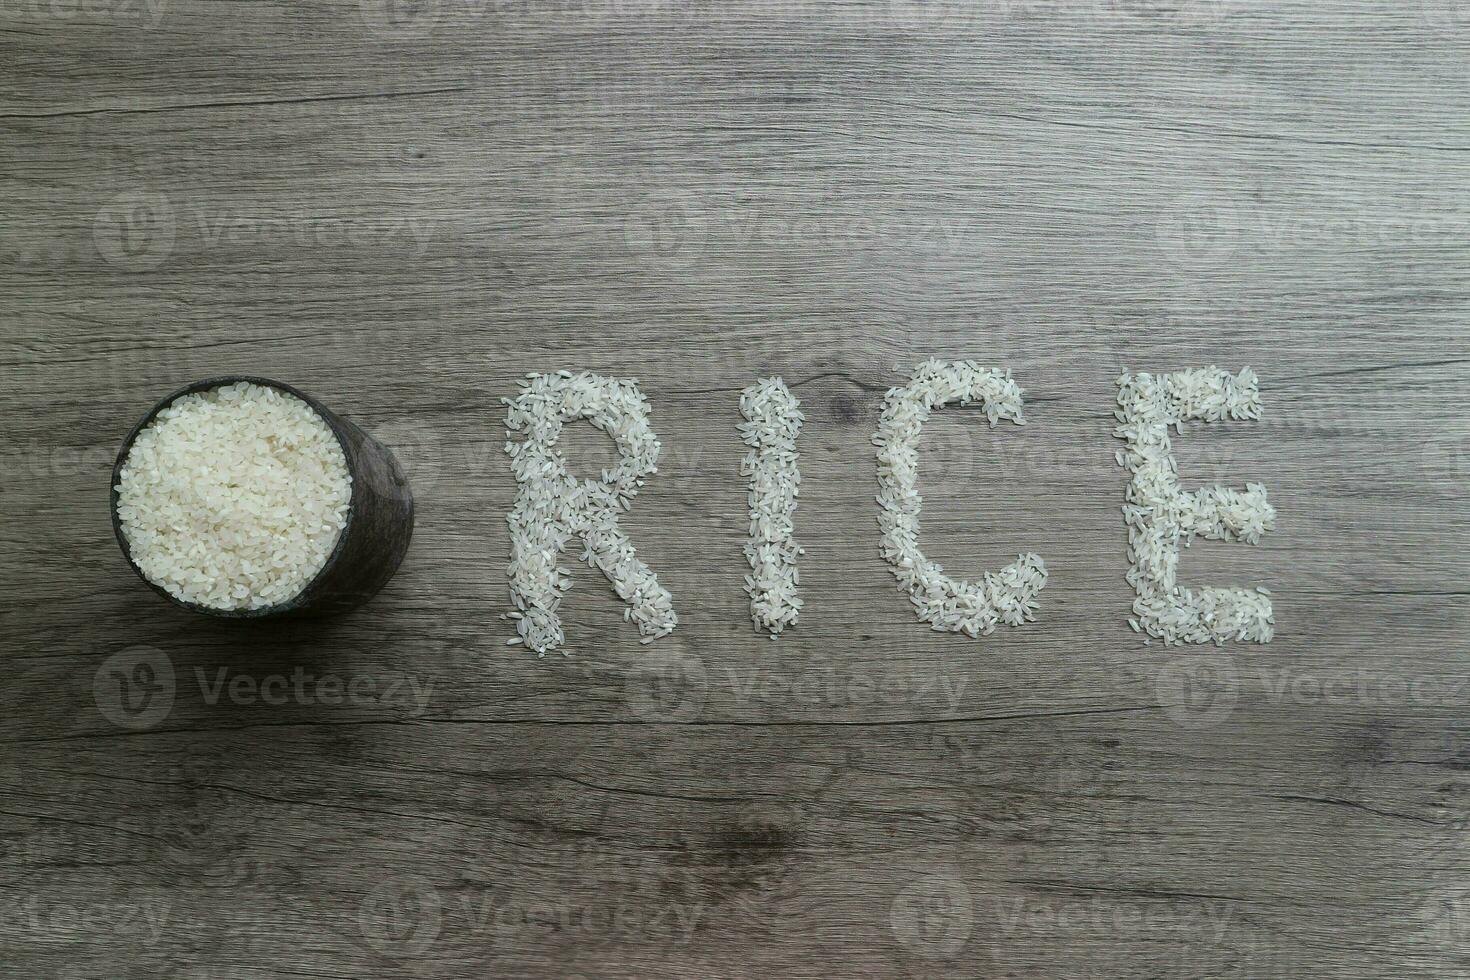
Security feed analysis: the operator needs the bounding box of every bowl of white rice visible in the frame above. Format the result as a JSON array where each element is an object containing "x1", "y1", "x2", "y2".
[{"x1": 111, "y1": 377, "x2": 414, "y2": 618}]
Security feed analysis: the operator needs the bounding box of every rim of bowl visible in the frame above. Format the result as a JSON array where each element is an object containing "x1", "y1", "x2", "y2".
[{"x1": 110, "y1": 375, "x2": 360, "y2": 619}]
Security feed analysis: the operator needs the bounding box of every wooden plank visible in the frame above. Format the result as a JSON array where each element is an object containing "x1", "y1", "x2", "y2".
[{"x1": 2, "y1": 1, "x2": 1469, "y2": 976}]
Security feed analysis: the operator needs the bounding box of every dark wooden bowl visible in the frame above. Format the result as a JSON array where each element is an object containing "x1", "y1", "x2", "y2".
[{"x1": 110, "y1": 376, "x2": 415, "y2": 619}]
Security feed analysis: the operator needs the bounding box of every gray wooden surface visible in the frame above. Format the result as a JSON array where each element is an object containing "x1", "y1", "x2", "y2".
[{"x1": 3, "y1": 1, "x2": 1470, "y2": 977}]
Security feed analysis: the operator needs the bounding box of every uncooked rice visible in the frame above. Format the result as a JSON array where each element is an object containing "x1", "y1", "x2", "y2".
[
  {"x1": 739, "y1": 377, "x2": 804, "y2": 637},
  {"x1": 874, "y1": 359, "x2": 1047, "y2": 637},
  {"x1": 114, "y1": 381, "x2": 352, "y2": 610},
  {"x1": 1113, "y1": 366, "x2": 1275, "y2": 646},
  {"x1": 503, "y1": 371, "x2": 677, "y2": 655}
]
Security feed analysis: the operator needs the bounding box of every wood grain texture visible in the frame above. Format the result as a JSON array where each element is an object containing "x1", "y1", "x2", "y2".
[{"x1": 2, "y1": 1, "x2": 1469, "y2": 977}]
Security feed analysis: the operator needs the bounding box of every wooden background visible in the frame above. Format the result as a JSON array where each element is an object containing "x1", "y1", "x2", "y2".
[{"x1": 3, "y1": 1, "x2": 1470, "y2": 976}]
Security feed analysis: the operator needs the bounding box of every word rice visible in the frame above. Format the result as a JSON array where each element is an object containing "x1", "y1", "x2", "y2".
[{"x1": 503, "y1": 364, "x2": 1275, "y2": 655}]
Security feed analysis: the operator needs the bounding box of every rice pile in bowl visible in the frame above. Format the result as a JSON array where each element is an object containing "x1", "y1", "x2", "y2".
[{"x1": 114, "y1": 382, "x2": 353, "y2": 611}]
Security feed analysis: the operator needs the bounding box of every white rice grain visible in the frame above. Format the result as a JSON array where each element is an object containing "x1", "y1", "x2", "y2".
[
  {"x1": 873, "y1": 359, "x2": 1047, "y2": 638},
  {"x1": 1113, "y1": 366, "x2": 1276, "y2": 646},
  {"x1": 504, "y1": 371, "x2": 677, "y2": 655},
  {"x1": 739, "y1": 377, "x2": 804, "y2": 637},
  {"x1": 114, "y1": 381, "x2": 352, "y2": 610}
]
